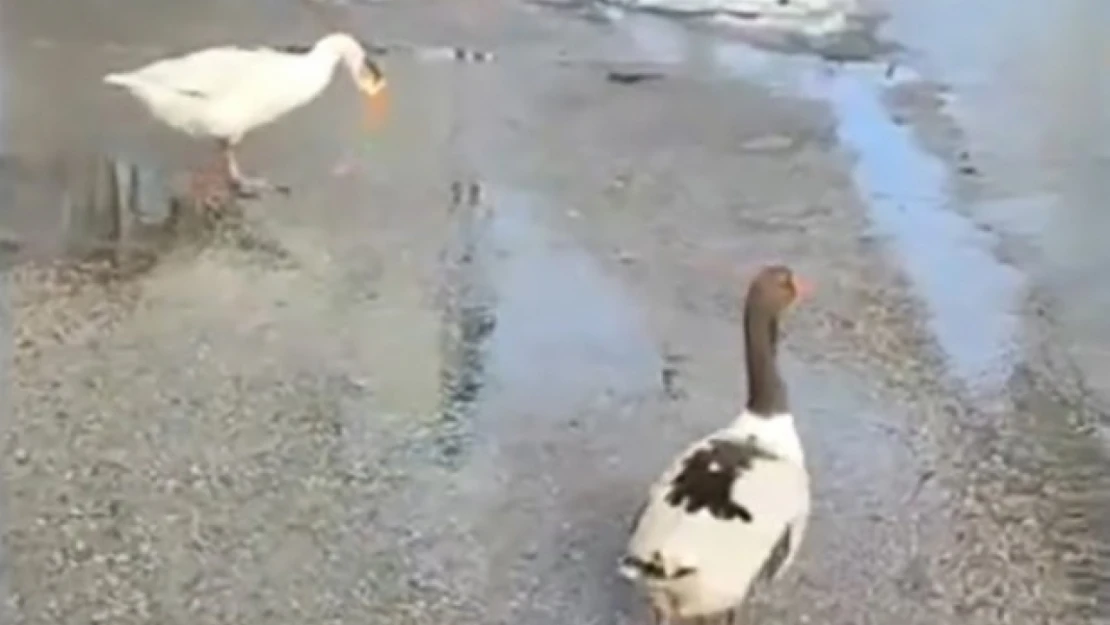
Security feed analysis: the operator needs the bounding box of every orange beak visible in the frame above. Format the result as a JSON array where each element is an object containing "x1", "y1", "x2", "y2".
[
  {"x1": 791, "y1": 274, "x2": 813, "y2": 302},
  {"x1": 358, "y1": 75, "x2": 390, "y2": 130}
]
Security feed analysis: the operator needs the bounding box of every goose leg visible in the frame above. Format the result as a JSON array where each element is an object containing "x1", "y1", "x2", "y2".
[
  {"x1": 219, "y1": 139, "x2": 290, "y2": 198},
  {"x1": 188, "y1": 155, "x2": 233, "y2": 209}
]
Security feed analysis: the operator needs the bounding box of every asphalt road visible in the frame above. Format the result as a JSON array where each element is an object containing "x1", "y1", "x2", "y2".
[{"x1": 0, "y1": 0, "x2": 1106, "y2": 623}]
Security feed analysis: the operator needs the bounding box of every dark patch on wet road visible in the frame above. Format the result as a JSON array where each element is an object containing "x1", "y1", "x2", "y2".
[{"x1": 435, "y1": 179, "x2": 497, "y2": 465}]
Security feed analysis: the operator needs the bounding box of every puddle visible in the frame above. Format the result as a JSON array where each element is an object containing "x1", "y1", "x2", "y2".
[
  {"x1": 428, "y1": 181, "x2": 661, "y2": 459},
  {"x1": 802, "y1": 66, "x2": 1024, "y2": 390},
  {"x1": 622, "y1": 13, "x2": 692, "y2": 65},
  {"x1": 0, "y1": 153, "x2": 197, "y2": 269},
  {"x1": 620, "y1": 16, "x2": 1022, "y2": 390},
  {"x1": 883, "y1": 0, "x2": 1110, "y2": 424},
  {"x1": 706, "y1": 42, "x2": 1025, "y2": 390},
  {"x1": 0, "y1": 151, "x2": 289, "y2": 282},
  {"x1": 482, "y1": 186, "x2": 661, "y2": 410},
  {"x1": 581, "y1": 0, "x2": 892, "y2": 62}
]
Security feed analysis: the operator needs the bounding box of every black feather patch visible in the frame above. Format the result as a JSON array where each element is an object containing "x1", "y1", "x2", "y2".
[
  {"x1": 673, "y1": 566, "x2": 696, "y2": 578},
  {"x1": 271, "y1": 44, "x2": 313, "y2": 54},
  {"x1": 629, "y1": 500, "x2": 648, "y2": 532},
  {"x1": 363, "y1": 58, "x2": 384, "y2": 82},
  {"x1": 759, "y1": 528, "x2": 792, "y2": 582},
  {"x1": 172, "y1": 87, "x2": 207, "y2": 99},
  {"x1": 357, "y1": 40, "x2": 392, "y2": 56},
  {"x1": 664, "y1": 438, "x2": 775, "y2": 522},
  {"x1": 622, "y1": 552, "x2": 697, "y2": 580},
  {"x1": 622, "y1": 554, "x2": 665, "y2": 579}
]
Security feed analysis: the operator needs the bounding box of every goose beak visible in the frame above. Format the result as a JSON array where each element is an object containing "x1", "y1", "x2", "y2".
[
  {"x1": 357, "y1": 59, "x2": 389, "y2": 128},
  {"x1": 791, "y1": 275, "x2": 812, "y2": 302},
  {"x1": 358, "y1": 73, "x2": 387, "y2": 97}
]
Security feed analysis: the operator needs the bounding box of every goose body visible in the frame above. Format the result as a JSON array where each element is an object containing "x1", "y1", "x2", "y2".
[
  {"x1": 105, "y1": 46, "x2": 339, "y2": 140},
  {"x1": 620, "y1": 265, "x2": 812, "y2": 624},
  {"x1": 103, "y1": 33, "x2": 387, "y2": 198}
]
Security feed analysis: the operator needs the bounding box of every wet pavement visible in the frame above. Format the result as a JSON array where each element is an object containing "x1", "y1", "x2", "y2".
[
  {"x1": 884, "y1": 0, "x2": 1110, "y2": 421},
  {"x1": 1, "y1": 0, "x2": 1109, "y2": 623}
]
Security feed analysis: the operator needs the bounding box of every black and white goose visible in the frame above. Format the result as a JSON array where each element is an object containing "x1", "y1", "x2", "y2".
[{"x1": 620, "y1": 264, "x2": 812, "y2": 624}]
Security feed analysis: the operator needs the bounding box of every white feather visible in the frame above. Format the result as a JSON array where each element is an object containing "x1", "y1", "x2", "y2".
[
  {"x1": 621, "y1": 410, "x2": 810, "y2": 619},
  {"x1": 103, "y1": 33, "x2": 371, "y2": 143}
]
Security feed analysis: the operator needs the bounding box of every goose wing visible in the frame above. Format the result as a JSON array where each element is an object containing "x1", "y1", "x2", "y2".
[
  {"x1": 120, "y1": 47, "x2": 302, "y2": 100},
  {"x1": 623, "y1": 435, "x2": 809, "y2": 587}
]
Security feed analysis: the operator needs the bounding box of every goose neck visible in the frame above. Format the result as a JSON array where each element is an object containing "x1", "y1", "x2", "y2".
[{"x1": 743, "y1": 302, "x2": 787, "y2": 417}]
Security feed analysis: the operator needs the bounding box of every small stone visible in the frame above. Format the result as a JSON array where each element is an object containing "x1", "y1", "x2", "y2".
[
  {"x1": 607, "y1": 70, "x2": 665, "y2": 85},
  {"x1": 346, "y1": 375, "x2": 372, "y2": 391},
  {"x1": 13, "y1": 448, "x2": 29, "y2": 465},
  {"x1": 741, "y1": 134, "x2": 794, "y2": 152},
  {"x1": 615, "y1": 250, "x2": 637, "y2": 264},
  {"x1": 73, "y1": 539, "x2": 93, "y2": 561}
]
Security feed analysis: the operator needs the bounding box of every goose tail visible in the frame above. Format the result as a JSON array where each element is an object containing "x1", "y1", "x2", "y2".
[
  {"x1": 103, "y1": 72, "x2": 137, "y2": 89},
  {"x1": 618, "y1": 554, "x2": 696, "y2": 582},
  {"x1": 618, "y1": 555, "x2": 647, "y2": 581}
]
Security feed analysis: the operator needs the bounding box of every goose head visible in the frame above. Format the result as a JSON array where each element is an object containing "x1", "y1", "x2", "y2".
[
  {"x1": 745, "y1": 265, "x2": 811, "y2": 316},
  {"x1": 314, "y1": 33, "x2": 389, "y2": 127},
  {"x1": 741, "y1": 265, "x2": 810, "y2": 417},
  {"x1": 315, "y1": 33, "x2": 388, "y2": 97}
]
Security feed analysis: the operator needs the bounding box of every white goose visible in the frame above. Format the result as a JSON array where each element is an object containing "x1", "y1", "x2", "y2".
[
  {"x1": 620, "y1": 265, "x2": 812, "y2": 625},
  {"x1": 103, "y1": 32, "x2": 389, "y2": 199}
]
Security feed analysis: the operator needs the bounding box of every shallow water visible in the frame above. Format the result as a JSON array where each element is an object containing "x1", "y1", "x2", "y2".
[
  {"x1": 881, "y1": 0, "x2": 1110, "y2": 611},
  {"x1": 804, "y1": 65, "x2": 1024, "y2": 389},
  {"x1": 884, "y1": 0, "x2": 1110, "y2": 405},
  {"x1": 482, "y1": 187, "x2": 661, "y2": 408},
  {"x1": 617, "y1": 11, "x2": 1023, "y2": 390}
]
